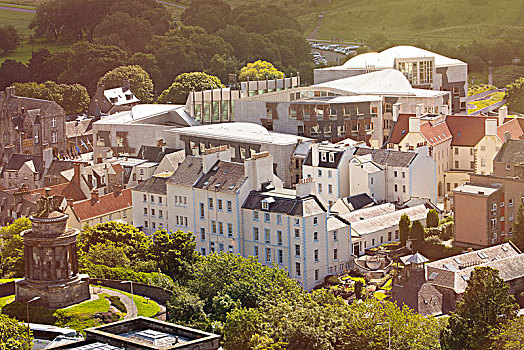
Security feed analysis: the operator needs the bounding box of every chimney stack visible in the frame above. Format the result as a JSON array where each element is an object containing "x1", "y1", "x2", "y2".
[
  {"x1": 409, "y1": 116, "x2": 421, "y2": 133},
  {"x1": 485, "y1": 119, "x2": 497, "y2": 136},
  {"x1": 296, "y1": 177, "x2": 315, "y2": 198},
  {"x1": 441, "y1": 104, "x2": 449, "y2": 115},
  {"x1": 202, "y1": 145, "x2": 231, "y2": 173},
  {"x1": 122, "y1": 79, "x2": 131, "y2": 92},
  {"x1": 504, "y1": 131, "x2": 511, "y2": 143},
  {"x1": 43, "y1": 147, "x2": 53, "y2": 170},
  {"x1": 392, "y1": 103, "x2": 401, "y2": 122},
  {"x1": 72, "y1": 162, "x2": 83, "y2": 185},
  {"x1": 498, "y1": 106, "x2": 508, "y2": 126},
  {"x1": 415, "y1": 104, "x2": 424, "y2": 117},
  {"x1": 90, "y1": 190, "x2": 99, "y2": 205},
  {"x1": 96, "y1": 82, "x2": 105, "y2": 96},
  {"x1": 113, "y1": 184, "x2": 122, "y2": 197},
  {"x1": 66, "y1": 198, "x2": 74, "y2": 208},
  {"x1": 244, "y1": 151, "x2": 274, "y2": 190},
  {"x1": 311, "y1": 142, "x2": 319, "y2": 167}
]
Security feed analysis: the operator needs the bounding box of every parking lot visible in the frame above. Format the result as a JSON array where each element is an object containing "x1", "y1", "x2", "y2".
[{"x1": 310, "y1": 43, "x2": 360, "y2": 66}]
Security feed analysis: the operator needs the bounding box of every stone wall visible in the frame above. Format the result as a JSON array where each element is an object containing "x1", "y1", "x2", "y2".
[
  {"x1": 0, "y1": 281, "x2": 15, "y2": 297},
  {"x1": 90, "y1": 278, "x2": 173, "y2": 305}
]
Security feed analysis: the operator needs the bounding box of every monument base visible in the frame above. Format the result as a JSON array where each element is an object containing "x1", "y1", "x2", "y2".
[{"x1": 15, "y1": 274, "x2": 91, "y2": 309}]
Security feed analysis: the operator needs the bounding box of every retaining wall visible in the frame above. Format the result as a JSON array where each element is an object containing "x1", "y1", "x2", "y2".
[{"x1": 90, "y1": 278, "x2": 173, "y2": 305}]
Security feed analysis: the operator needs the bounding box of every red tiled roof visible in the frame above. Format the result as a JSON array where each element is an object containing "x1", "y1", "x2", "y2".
[
  {"x1": 420, "y1": 120, "x2": 452, "y2": 146},
  {"x1": 446, "y1": 115, "x2": 490, "y2": 147},
  {"x1": 497, "y1": 118, "x2": 524, "y2": 141},
  {"x1": 61, "y1": 180, "x2": 88, "y2": 202},
  {"x1": 111, "y1": 163, "x2": 124, "y2": 174},
  {"x1": 31, "y1": 183, "x2": 69, "y2": 196},
  {"x1": 70, "y1": 188, "x2": 132, "y2": 222},
  {"x1": 388, "y1": 114, "x2": 411, "y2": 144}
]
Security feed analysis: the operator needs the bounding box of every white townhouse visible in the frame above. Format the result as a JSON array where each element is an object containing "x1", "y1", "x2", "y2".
[
  {"x1": 302, "y1": 139, "x2": 359, "y2": 207},
  {"x1": 348, "y1": 146, "x2": 437, "y2": 204}
]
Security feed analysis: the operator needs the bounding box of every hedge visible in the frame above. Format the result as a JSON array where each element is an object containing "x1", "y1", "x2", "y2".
[{"x1": 81, "y1": 263, "x2": 169, "y2": 285}]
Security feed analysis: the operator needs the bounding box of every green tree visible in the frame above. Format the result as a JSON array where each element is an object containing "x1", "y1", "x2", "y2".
[
  {"x1": 85, "y1": 241, "x2": 130, "y2": 268},
  {"x1": 0, "y1": 218, "x2": 31, "y2": 278},
  {"x1": 399, "y1": 214, "x2": 411, "y2": 247},
  {"x1": 441, "y1": 266, "x2": 517, "y2": 350},
  {"x1": 149, "y1": 229, "x2": 200, "y2": 283},
  {"x1": 0, "y1": 60, "x2": 33, "y2": 90},
  {"x1": 127, "y1": 52, "x2": 162, "y2": 91},
  {"x1": 409, "y1": 220, "x2": 425, "y2": 251},
  {"x1": 181, "y1": 0, "x2": 231, "y2": 34},
  {"x1": 505, "y1": 77, "x2": 524, "y2": 114},
  {"x1": 207, "y1": 54, "x2": 239, "y2": 84},
  {"x1": 158, "y1": 72, "x2": 223, "y2": 104},
  {"x1": 238, "y1": 60, "x2": 284, "y2": 81},
  {"x1": 167, "y1": 284, "x2": 207, "y2": 326},
  {"x1": 13, "y1": 81, "x2": 89, "y2": 115},
  {"x1": 28, "y1": 49, "x2": 70, "y2": 83},
  {"x1": 512, "y1": 203, "x2": 524, "y2": 252},
  {"x1": 93, "y1": 11, "x2": 153, "y2": 53},
  {"x1": 0, "y1": 25, "x2": 20, "y2": 55},
  {"x1": 231, "y1": 3, "x2": 301, "y2": 34},
  {"x1": 489, "y1": 316, "x2": 524, "y2": 350},
  {"x1": 426, "y1": 209, "x2": 439, "y2": 228},
  {"x1": 354, "y1": 280, "x2": 364, "y2": 300},
  {"x1": 0, "y1": 313, "x2": 32, "y2": 350},
  {"x1": 98, "y1": 65, "x2": 153, "y2": 103}
]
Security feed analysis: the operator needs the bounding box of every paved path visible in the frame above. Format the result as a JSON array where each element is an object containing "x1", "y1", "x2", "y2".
[
  {"x1": 90, "y1": 286, "x2": 137, "y2": 319},
  {"x1": 0, "y1": 4, "x2": 35, "y2": 13},
  {"x1": 156, "y1": 0, "x2": 186, "y2": 9}
]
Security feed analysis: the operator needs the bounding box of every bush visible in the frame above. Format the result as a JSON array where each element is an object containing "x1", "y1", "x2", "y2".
[
  {"x1": 82, "y1": 262, "x2": 172, "y2": 286},
  {"x1": 324, "y1": 275, "x2": 341, "y2": 285},
  {"x1": 425, "y1": 235, "x2": 442, "y2": 244},
  {"x1": 441, "y1": 222, "x2": 454, "y2": 240},
  {"x1": 106, "y1": 295, "x2": 126, "y2": 313}
]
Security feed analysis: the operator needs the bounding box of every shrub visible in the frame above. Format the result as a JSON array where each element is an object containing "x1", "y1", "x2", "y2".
[
  {"x1": 82, "y1": 262, "x2": 173, "y2": 287},
  {"x1": 324, "y1": 275, "x2": 341, "y2": 285},
  {"x1": 441, "y1": 222, "x2": 454, "y2": 240},
  {"x1": 425, "y1": 235, "x2": 442, "y2": 244},
  {"x1": 106, "y1": 295, "x2": 126, "y2": 313}
]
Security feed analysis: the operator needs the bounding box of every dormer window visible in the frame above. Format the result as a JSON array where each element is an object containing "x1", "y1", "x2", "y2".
[
  {"x1": 51, "y1": 118, "x2": 56, "y2": 127},
  {"x1": 321, "y1": 152, "x2": 326, "y2": 162},
  {"x1": 261, "y1": 197, "x2": 275, "y2": 210},
  {"x1": 329, "y1": 153, "x2": 334, "y2": 162},
  {"x1": 262, "y1": 201, "x2": 269, "y2": 210}
]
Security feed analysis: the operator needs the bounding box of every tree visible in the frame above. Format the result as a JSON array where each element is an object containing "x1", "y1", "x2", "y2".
[
  {"x1": 512, "y1": 203, "x2": 524, "y2": 251},
  {"x1": 399, "y1": 214, "x2": 411, "y2": 247},
  {"x1": 0, "y1": 218, "x2": 31, "y2": 278},
  {"x1": 231, "y1": 4, "x2": 301, "y2": 34},
  {"x1": 29, "y1": 0, "x2": 68, "y2": 40},
  {"x1": 207, "y1": 54, "x2": 239, "y2": 85},
  {"x1": 13, "y1": 81, "x2": 89, "y2": 115},
  {"x1": 98, "y1": 65, "x2": 153, "y2": 103},
  {"x1": 181, "y1": 0, "x2": 231, "y2": 34},
  {"x1": 149, "y1": 229, "x2": 200, "y2": 283},
  {"x1": 167, "y1": 284, "x2": 207, "y2": 326},
  {"x1": 158, "y1": 72, "x2": 223, "y2": 104},
  {"x1": 441, "y1": 266, "x2": 517, "y2": 350},
  {"x1": 505, "y1": 77, "x2": 524, "y2": 114},
  {"x1": 238, "y1": 60, "x2": 284, "y2": 81},
  {"x1": 426, "y1": 209, "x2": 439, "y2": 228},
  {"x1": 409, "y1": 220, "x2": 425, "y2": 251},
  {"x1": 489, "y1": 316, "x2": 524, "y2": 350},
  {"x1": 85, "y1": 241, "x2": 130, "y2": 268},
  {"x1": 354, "y1": 280, "x2": 364, "y2": 300},
  {"x1": 127, "y1": 52, "x2": 162, "y2": 91},
  {"x1": 93, "y1": 11, "x2": 153, "y2": 53},
  {"x1": 0, "y1": 313, "x2": 31, "y2": 350},
  {"x1": 0, "y1": 25, "x2": 20, "y2": 54},
  {"x1": 58, "y1": 41, "x2": 127, "y2": 94},
  {"x1": 0, "y1": 60, "x2": 33, "y2": 90},
  {"x1": 28, "y1": 49, "x2": 70, "y2": 83}
]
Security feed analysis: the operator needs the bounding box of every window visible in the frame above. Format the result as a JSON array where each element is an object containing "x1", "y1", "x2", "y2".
[
  {"x1": 402, "y1": 185, "x2": 406, "y2": 193},
  {"x1": 212, "y1": 221, "x2": 217, "y2": 234},
  {"x1": 328, "y1": 184, "x2": 333, "y2": 194},
  {"x1": 265, "y1": 229, "x2": 271, "y2": 243},
  {"x1": 210, "y1": 242, "x2": 215, "y2": 253},
  {"x1": 506, "y1": 164, "x2": 511, "y2": 171},
  {"x1": 253, "y1": 245, "x2": 258, "y2": 256},
  {"x1": 159, "y1": 210, "x2": 163, "y2": 218},
  {"x1": 219, "y1": 222, "x2": 224, "y2": 235},
  {"x1": 314, "y1": 249, "x2": 319, "y2": 262},
  {"x1": 509, "y1": 213, "x2": 514, "y2": 222},
  {"x1": 315, "y1": 269, "x2": 319, "y2": 281},
  {"x1": 294, "y1": 218, "x2": 300, "y2": 226},
  {"x1": 402, "y1": 172, "x2": 405, "y2": 178},
  {"x1": 318, "y1": 183, "x2": 322, "y2": 193},
  {"x1": 144, "y1": 208, "x2": 148, "y2": 215},
  {"x1": 380, "y1": 236, "x2": 383, "y2": 244},
  {"x1": 151, "y1": 208, "x2": 155, "y2": 216},
  {"x1": 253, "y1": 227, "x2": 259, "y2": 241},
  {"x1": 218, "y1": 199, "x2": 223, "y2": 210},
  {"x1": 51, "y1": 132, "x2": 58, "y2": 143},
  {"x1": 253, "y1": 211, "x2": 259, "y2": 221},
  {"x1": 295, "y1": 262, "x2": 301, "y2": 277},
  {"x1": 159, "y1": 196, "x2": 163, "y2": 204},
  {"x1": 394, "y1": 184, "x2": 398, "y2": 192},
  {"x1": 264, "y1": 212, "x2": 270, "y2": 222},
  {"x1": 321, "y1": 152, "x2": 326, "y2": 162},
  {"x1": 509, "y1": 198, "x2": 514, "y2": 207},
  {"x1": 278, "y1": 250, "x2": 283, "y2": 264},
  {"x1": 334, "y1": 249, "x2": 338, "y2": 260},
  {"x1": 313, "y1": 231, "x2": 318, "y2": 241},
  {"x1": 151, "y1": 195, "x2": 155, "y2": 203},
  {"x1": 313, "y1": 217, "x2": 318, "y2": 225},
  {"x1": 277, "y1": 214, "x2": 282, "y2": 225},
  {"x1": 51, "y1": 117, "x2": 56, "y2": 127},
  {"x1": 491, "y1": 218, "x2": 497, "y2": 230},
  {"x1": 227, "y1": 223, "x2": 233, "y2": 237},
  {"x1": 455, "y1": 161, "x2": 459, "y2": 168},
  {"x1": 262, "y1": 201, "x2": 269, "y2": 210},
  {"x1": 200, "y1": 228, "x2": 205, "y2": 241},
  {"x1": 265, "y1": 248, "x2": 272, "y2": 262},
  {"x1": 199, "y1": 203, "x2": 205, "y2": 219},
  {"x1": 395, "y1": 230, "x2": 399, "y2": 240},
  {"x1": 295, "y1": 244, "x2": 301, "y2": 257},
  {"x1": 333, "y1": 230, "x2": 338, "y2": 241},
  {"x1": 144, "y1": 221, "x2": 148, "y2": 228},
  {"x1": 208, "y1": 198, "x2": 214, "y2": 209},
  {"x1": 227, "y1": 200, "x2": 232, "y2": 212},
  {"x1": 143, "y1": 194, "x2": 147, "y2": 202},
  {"x1": 201, "y1": 248, "x2": 206, "y2": 255},
  {"x1": 370, "y1": 177, "x2": 374, "y2": 185},
  {"x1": 294, "y1": 228, "x2": 300, "y2": 238},
  {"x1": 277, "y1": 231, "x2": 283, "y2": 245},
  {"x1": 228, "y1": 245, "x2": 234, "y2": 253},
  {"x1": 152, "y1": 222, "x2": 156, "y2": 229},
  {"x1": 329, "y1": 153, "x2": 334, "y2": 162},
  {"x1": 394, "y1": 171, "x2": 398, "y2": 177}
]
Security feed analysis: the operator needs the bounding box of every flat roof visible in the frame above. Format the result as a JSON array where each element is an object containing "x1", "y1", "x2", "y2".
[
  {"x1": 172, "y1": 122, "x2": 310, "y2": 145},
  {"x1": 453, "y1": 183, "x2": 500, "y2": 196},
  {"x1": 95, "y1": 104, "x2": 185, "y2": 125}
]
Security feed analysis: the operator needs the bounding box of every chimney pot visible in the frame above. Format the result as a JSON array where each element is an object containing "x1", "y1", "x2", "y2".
[{"x1": 90, "y1": 190, "x2": 99, "y2": 205}]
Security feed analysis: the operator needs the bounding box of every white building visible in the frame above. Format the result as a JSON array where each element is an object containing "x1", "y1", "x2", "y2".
[{"x1": 348, "y1": 147, "x2": 437, "y2": 204}]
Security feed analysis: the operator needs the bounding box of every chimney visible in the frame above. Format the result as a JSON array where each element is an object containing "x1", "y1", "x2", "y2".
[
  {"x1": 415, "y1": 104, "x2": 424, "y2": 117},
  {"x1": 66, "y1": 198, "x2": 74, "y2": 208},
  {"x1": 392, "y1": 103, "x2": 401, "y2": 122},
  {"x1": 441, "y1": 104, "x2": 449, "y2": 115},
  {"x1": 485, "y1": 119, "x2": 497, "y2": 136},
  {"x1": 409, "y1": 116, "x2": 421, "y2": 133},
  {"x1": 122, "y1": 79, "x2": 131, "y2": 92},
  {"x1": 244, "y1": 152, "x2": 274, "y2": 190},
  {"x1": 96, "y1": 154, "x2": 103, "y2": 164},
  {"x1": 311, "y1": 142, "x2": 319, "y2": 167},
  {"x1": 113, "y1": 184, "x2": 122, "y2": 197},
  {"x1": 96, "y1": 82, "x2": 105, "y2": 96},
  {"x1": 296, "y1": 177, "x2": 315, "y2": 198},
  {"x1": 13, "y1": 184, "x2": 30, "y2": 204},
  {"x1": 202, "y1": 145, "x2": 231, "y2": 173},
  {"x1": 90, "y1": 189, "x2": 99, "y2": 205},
  {"x1": 504, "y1": 131, "x2": 511, "y2": 143},
  {"x1": 43, "y1": 147, "x2": 53, "y2": 170},
  {"x1": 498, "y1": 106, "x2": 508, "y2": 126},
  {"x1": 72, "y1": 162, "x2": 83, "y2": 185}
]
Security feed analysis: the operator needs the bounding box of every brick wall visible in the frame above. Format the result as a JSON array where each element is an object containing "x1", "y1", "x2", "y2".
[{"x1": 0, "y1": 281, "x2": 15, "y2": 297}]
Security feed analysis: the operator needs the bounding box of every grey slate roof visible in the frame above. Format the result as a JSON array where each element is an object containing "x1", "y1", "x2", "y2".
[
  {"x1": 303, "y1": 149, "x2": 345, "y2": 168},
  {"x1": 242, "y1": 190, "x2": 326, "y2": 216},
  {"x1": 136, "y1": 145, "x2": 180, "y2": 163},
  {"x1": 292, "y1": 141, "x2": 313, "y2": 157},
  {"x1": 343, "y1": 193, "x2": 376, "y2": 211},
  {"x1": 168, "y1": 156, "x2": 203, "y2": 187},
  {"x1": 494, "y1": 139, "x2": 524, "y2": 164},
  {"x1": 45, "y1": 160, "x2": 78, "y2": 177},
  {"x1": 354, "y1": 147, "x2": 417, "y2": 167},
  {"x1": 2, "y1": 154, "x2": 44, "y2": 173},
  {"x1": 194, "y1": 161, "x2": 247, "y2": 194},
  {"x1": 133, "y1": 174, "x2": 170, "y2": 195}
]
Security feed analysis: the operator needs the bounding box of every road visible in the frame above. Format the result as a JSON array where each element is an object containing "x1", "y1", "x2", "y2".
[
  {"x1": 0, "y1": 4, "x2": 35, "y2": 13},
  {"x1": 156, "y1": 0, "x2": 186, "y2": 9}
]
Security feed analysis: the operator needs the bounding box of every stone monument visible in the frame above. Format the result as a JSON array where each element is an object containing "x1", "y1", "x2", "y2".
[{"x1": 15, "y1": 189, "x2": 90, "y2": 308}]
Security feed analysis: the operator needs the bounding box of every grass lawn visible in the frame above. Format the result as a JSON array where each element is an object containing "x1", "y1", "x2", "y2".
[
  {"x1": 0, "y1": 295, "x2": 15, "y2": 308},
  {"x1": 374, "y1": 290, "x2": 388, "y2": 301},
  {"x1": 468, "y1": 91, "x2": 506, "y2": 113},
  {"x1": 106, "y1": 288, "x2": 161, "y2": 317},
  {"x1": 0, "y1": 278, "x2": 18, "y2": 283},
  {"x1": 381, "y1": 279, "x2": 392, "y2": 291}
]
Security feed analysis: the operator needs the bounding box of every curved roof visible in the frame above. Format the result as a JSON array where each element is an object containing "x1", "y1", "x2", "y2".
[
  {"x1": 313, "y1": 69, "x2": 414, "y2": 95},
  {"x1": 342, "y1": 45, "x2": 465, "y2": 69}
]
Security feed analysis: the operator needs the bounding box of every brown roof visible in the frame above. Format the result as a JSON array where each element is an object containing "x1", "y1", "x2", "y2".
[
  {"x1": 388, "y1": 114, "x2": 411, "y2": 144},
  {"x1": 497, "y1": 118, "x2": 524, "y2": 142},
  {"x1": 31, "y1": 183, "x2": 69, "y2": 197},
  {"x1": 494, "y1": 139, "x2": 524, "y2": 164},
  {"x1": 446, "y1": 115, "x2": 490, "y2": 147},
  {"x1": 70, "y1": 188, "x2": 132, "y2": 222},
  {"x1": 65, "y1": 119, "x2": 93, "y2": 138},
  {"x1": 420, "y1": 120, "x2": 452, "y2": 146}
]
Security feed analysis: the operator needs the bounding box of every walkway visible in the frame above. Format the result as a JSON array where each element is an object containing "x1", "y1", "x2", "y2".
[
  {"x1": 0, "y1": 4, "x2": 35, "y2": 13},
  {"x1": 156, "y1": 0, "x2": 186, "y2": 10}
]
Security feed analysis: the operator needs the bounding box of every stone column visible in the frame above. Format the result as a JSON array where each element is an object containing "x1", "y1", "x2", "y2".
[
  {"x1": 28, "y1": 246, "x2": 34, "y2": 280},
  {"x1": 66, "y1": 245, "x2": 71, "y2": 278},
  {"x1": 39, "y1": 246, "x2": 44, "y2": 280},
  {"x1": 24, "y1": 245, "x2": 29, "y2": 279},
  {"x1": 52, "y1": 247, "x2": 57, "y2": 280},
  {"x1": 71, "y1": 243, "x2": 78, "y2": 275}
]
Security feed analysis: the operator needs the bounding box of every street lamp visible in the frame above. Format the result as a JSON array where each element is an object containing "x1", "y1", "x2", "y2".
[
  {"x1": 26, "y1": 296, "x2": 40, "y2": 344},
  {"x1": 377, "y1": 322, "x2": 391, "y2": 350},
  {"x1": 121, "y1": 281, "x2": 134, "y2": 316}
]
